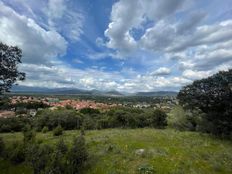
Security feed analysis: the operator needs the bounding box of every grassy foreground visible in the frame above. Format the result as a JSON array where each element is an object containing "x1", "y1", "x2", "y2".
[{"x1": 1, "y1": 129, "x2": 232, "y2": 174}]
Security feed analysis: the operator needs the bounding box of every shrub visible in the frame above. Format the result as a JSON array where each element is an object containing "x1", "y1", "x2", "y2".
[
  {"x1": 53, "y1": 125, "x2": 63, "y2": 136},
  {"x1": 45, "y1": 150, "x2": 65, "y2": 174},
  {"x1": 8, "y1": 142, "x2": 26, "y2": 164},
  {"x1": 79, "y1": 108, "x2": 100, "y2": 115},
  {"x1": 168, "y1": 105, "x2": 189, "y2": 131},
  {"x1": 26, "y1": 144, "x2": 53, "y2": 174},
  {"x1": 23, "y1": 124, "x2": 36, "y2": 143},
  {"x1": 0, "y1": 137, "x2": 5, "y2": 157},
  {"x1": 42, "y1": 126, "x2": 49, "y2": 133},
  {"x1": 45, "y1": 139, "x2": 68, "y2": 174},
  {"x1": 67, "y1": 135, "x2": 88, "y2": 174},
  {"x1": 137, "y1": 164, "x2": 155, "y2": 174},
  {"x1": 34, "y1": 109, "x2": 81, "y2": 131},
  {"x1": 56, "y1": 138, "x2": 68, "y2": 154},
  {"x1": 0, "y1": 117, "x2": 31, "y2": 133},
  {"x1": 149, "y1": 109, "x2": 167, "y2": 129}
]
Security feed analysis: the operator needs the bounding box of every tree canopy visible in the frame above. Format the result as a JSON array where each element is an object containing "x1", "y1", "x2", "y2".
[
  {"x1": 0, "y1": 42, "x2": 25, "y2": 94},
  {"x1": 177, "y1": 69, "x2": 232, "y2": 136}
]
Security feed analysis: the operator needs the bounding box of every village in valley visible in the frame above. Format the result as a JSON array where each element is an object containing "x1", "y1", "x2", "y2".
[{"x1": 0, "y1": 95, "x2": 178, "y2": 118}]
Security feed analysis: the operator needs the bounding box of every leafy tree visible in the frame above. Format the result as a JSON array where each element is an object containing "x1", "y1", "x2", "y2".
[
  {"x1": 79, "y1": 108, "x2": 100, "y2": 115},
  {"x1": 178, "y1": 69, "x2": 232, "y2": 137},
  {"x1": 0, "y1": 42, "x2": 25, "y2": 94},
  {"x1": 149, "y1": 109, "x2": 167, "y2": 128}
]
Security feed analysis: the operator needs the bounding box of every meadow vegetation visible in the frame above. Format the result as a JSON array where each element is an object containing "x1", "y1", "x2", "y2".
[{"x1": 0, "y1": 129, "x2": 232, "y2": 174}]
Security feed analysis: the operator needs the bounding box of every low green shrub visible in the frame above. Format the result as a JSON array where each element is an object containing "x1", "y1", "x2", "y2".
[
  {"x1": 53, "y1": 125, "x2": 63, "y2": 136},
  {"x1": 67, "y1": 135, "x2": 88, "y2": 173},
  {"x1": 42, "y1": 126, "x2": 49, "y2": 133},
  {"x1": 8, "y1": 142, "x2": 26, "y2": 164},
  {"x1": 138, "y1": 164, "x2": 155, "y2": 174},
  {"x1": 150, "y1": 109, "x2": 167, "y2": 129},
  {"x1": 0, "y1": 137, "x2": 5, "y2": 157}
]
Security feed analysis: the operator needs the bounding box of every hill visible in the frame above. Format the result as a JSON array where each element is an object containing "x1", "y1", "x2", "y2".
[
  {"x1": 135, "y1": 91, "x2": 177, "y2": 96},
  {"x1": 10, "y1": 86, "x2": 177, "y2": 97},
  {"x1": 0, "y1": 129, "x2": 231, "y2": 174}
]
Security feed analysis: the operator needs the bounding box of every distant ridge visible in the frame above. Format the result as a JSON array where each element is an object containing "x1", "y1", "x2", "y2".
[
  {"x1": 135, "y1": 91, "x2": 177, "y2": 96},
  {"x1": 10, "y1": 86, "x2": 177, "y2": 96}
]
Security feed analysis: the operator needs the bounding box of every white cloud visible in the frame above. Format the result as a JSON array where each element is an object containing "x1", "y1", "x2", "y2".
[
  {"x1": 182, "y1": 70, "x2": 211, "y2": 80},
  {"x1": 46, "y1": 0, "x2": 84, "y2": 41},
  {"x1": 0, "y1": 1, "x2": 67, "y2": 65},
  {"x1": 104, "y1": 0, "x2": 187, "y2": 57},
  {"x1": 72, "y1": 59, "x2": 84, "y2": 64},
  {"x1": 151, "y1": 67, "x2": 171, "y2": 76}
]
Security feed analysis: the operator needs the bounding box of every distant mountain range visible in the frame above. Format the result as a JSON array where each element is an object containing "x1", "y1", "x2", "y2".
[{"x1": 10, "y1": 86, "x2": 177, "y2": 97}]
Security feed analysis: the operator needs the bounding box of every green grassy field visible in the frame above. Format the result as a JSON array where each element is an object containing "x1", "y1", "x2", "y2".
[{"x1": 1, "y1": 129, "x2": 232, "y2": 174}]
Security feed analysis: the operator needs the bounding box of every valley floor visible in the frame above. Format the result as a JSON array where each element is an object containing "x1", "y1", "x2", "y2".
[{"x1": 1, "y1": 128, "x2": 232, "y2": 174}]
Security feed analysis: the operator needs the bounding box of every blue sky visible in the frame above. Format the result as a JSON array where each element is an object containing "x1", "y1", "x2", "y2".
[{"x1": 0, "y1": 0, "x2": 232, "y2": 92}]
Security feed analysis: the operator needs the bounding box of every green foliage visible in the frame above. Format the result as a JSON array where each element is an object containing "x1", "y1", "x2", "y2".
[
  {"x1": 67, "y1": 135, "x2": 88, "y2": 174},
  {"x1": 35, "y1": 108, "x2": 82, "y2": 131},
  {"x1": 23, "y1": 124, "x2": 36, "y2": 143},
  {"x1": 8, "y1": 142, "x2": 26, "y2": 164},
  {"x1": 0, "y1": 42, "x2": 25, "y2": 94},
  {"x1": 138, "y1": 164, "x2": 155, "y2": 174},
  {"x1": 0, "y1": 97, "x2": 11, "y2": 110},
  {"x1": 0, "y1": 137, "x2": 5, "y2": 157},
  {"x1": 168, "y1": 105, "x2": 190, "y2": 131},
  {"x1": 149, "y1": 109, "x2": 167, "y2": 128},
  {"x1": 53, "y1": 125, "x2": 63, "y2": 136},
  {"x1": 178, "y1": 69, "x2": 232, "y2": 137},
  {"x1": 26, "y1": 144, "x2": 53, "y2": 174},
  {"x1": 45, "y1": 150, "x2": 65, "y2": 174},
  {"x1": 0, "y1": 117, "x2": 31, "y2": 133},
  {"x1": 0, "y1": 129, "x2": 232, "y2": 173},
  {"x1": 13, "y1": 101, "x2": 49, "y2": 110},
  {"x1": 79, "y1": 108, "x2": 100, "y2": 115},
  {"x1": 56, "y1": 138, "x2": 68, "y2": 155},
  {"x1": 41, "y1": 126, "x2": 49, "y2": 133}
]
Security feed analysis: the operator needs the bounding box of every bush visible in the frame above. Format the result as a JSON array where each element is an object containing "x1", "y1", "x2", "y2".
[
  {"x1": 56, "y1": 138, "x2": 68, "y2": 154},
  {"x1": 0, "y1": 137, "x2": 5, "y2": 157},
  {"x1": 34, "y1": 109, "x2": 82, "y2": 131},
  {"x1": 45, "y1": 150, "x2": 65, "y2": 174},
  {"x1": 168, "y1": 105, "x2": 189, "y2": 131},
  {"x1": 0, "y1": 117, "x2": 31, "y2": 133},
  {"x1": 67, "y1": 135, "x2": 88, "y2": 174},
  {"x1": 79, "y1": 108, "x2": 100, "y2": 115},
  {"x1": 42, "y1": 126, "x2": 49, "y2": 133},
  {"x1": 45, "y1": 139, "x2": 68, "y2": 174},
  {"x1": 26, "y1": 144, "x2": 53, "y2": 174},
  {"x1": 137, "y1": 164, "x2": 155, "y2": 174},
  {"x1": 53, "y1": 125, "x2": 63, "y2": 136},
  {"x1": 23, "y1": 125, "x2": 36, "y2": 143},
  {"x1": 8, "y1": 142, "x2": 26, "y2": 164},
  {"x1": 149, "y1": 109, "x2": 167, "y2": 129}
]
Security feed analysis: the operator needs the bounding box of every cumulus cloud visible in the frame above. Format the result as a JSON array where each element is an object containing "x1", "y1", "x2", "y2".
[
  {"x1": 47, "y1": 0, "x2": 84, "y2": 41},
  {"x1": 151, "y1": 67, "x2": 171, "y2": 76},
  {"x1": 0, "y1": 1, "x2": 67, "y2": 65},
  {"x1": 104, "y1": 0, "x2": 232, "y2": 88},
  {"x1": 1, "y1": 0, "x2": 231, "y2": 92},
  {"x1": 105, "y1": 0, "x2": 187, "y2": 56}
]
